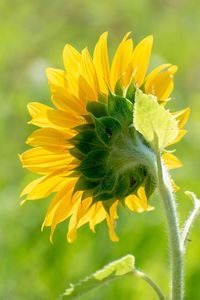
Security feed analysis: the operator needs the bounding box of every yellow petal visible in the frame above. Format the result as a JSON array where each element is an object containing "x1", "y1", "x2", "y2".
[
  {"x1": 125, "y1": 194, "x2": 147, "y2": 212},
  {"x1": 93, "y1": 32, "x2": 110, "y2": 94},
  {"x1": 52, "y1": 88, "x2": 86, "y2": 116},
  {"x1": 27, "y1": 102, "x2": 53, "y2": 118},
  {"x1": 110, "y1": 32, "x2": 133, "y2": 90},
  {"x1": 125, "y1": 185, "x2": 154, "y2": 212},
  {"x1": 132, "y1": 35, "x2": 153, "y2": 87},
  {"x1": 63, "y1": 44, "x2": 81, "y2": 72},
  {"x1": 81, "y1": 48, "x2": 99, "y2": 98},
  {"x1": 162, "y1": 152, "x2": 182, "y2": 169},
  {"x1": 22, "y1": 171, "x2": 71, "y2": 201},
  {"x1": 89, "y1": 202, "x2": 106, "y2": 232},
  {"x1": 29, "y1": 108, "x2": 82, "y2": 129},
  {"x1": 20, "y1": 176, "x2": 45, "y2": 199},
  {"x1": 170, "y1": 178, "x2": 180, "y2": 192},
  {"x1": 105, "y1": 201, "x2": 119, "y2": 242},
  {"x1": 125, "y1": 195, "x2": 143, "y2": 212},
  {"x1": 67, "y1": 197, "x2": 94, "y2": 242},
  {"x1": 19, "y1": 147, "x2": 74, "y2": 174},
  {"x1": 167, "y1": 129, "x2": 187, "y2": 146},
  {"x1": 42, "y1": 178, "x2": 77, "y2": 230},
  {"x1": 172, "y1": 107, "x2": 190, "y2": 129},
  {"x1": 65, "y1": 71, "x2": 96, "y2": 103},
  {"x1": 46, "y1": 68, "x2": 85, "y2": 115},
  {"x1": 46, "y1": 68, "x2": 65, "y2": 86},
  {"x1": 145, "y1": 65, "x2": 178, "y2": 100},
  {"x1": 66, "y1": 201, "x2": 80, "y2": 243},
  {"x1": 26, "y1": 128, "x2": 73, "y2": 148},
  {"x1": 76, "y1": 197, "x2": 93, "y2": 225},
  {"x1": 50, "y1": 190, "x2": 81, "y2": 243},
  {"x1": 145, "y1": 63, "x2": 171, "y2": 90}
]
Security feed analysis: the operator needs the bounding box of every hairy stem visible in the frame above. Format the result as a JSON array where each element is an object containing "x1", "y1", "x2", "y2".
[
  {"x1": 156, "y1": 152, "x2": 183, "y2": 300},
  {"x1": 133, "y1": 270, "x2": 167, "y2": 300}
]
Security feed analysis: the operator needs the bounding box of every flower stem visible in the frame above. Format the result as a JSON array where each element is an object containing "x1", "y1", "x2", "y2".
[
  {"x1": 133, "y1": 270, "x2": 167, "y2": 300},
  {"x1": 156, "y1": 152, "x2": 183, "y2": 300}
]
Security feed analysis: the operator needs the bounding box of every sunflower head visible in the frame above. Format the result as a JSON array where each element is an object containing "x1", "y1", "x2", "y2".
[
  {"x1": 20, "y1": 32, "x2": 189, "y2": 242},
  {"x1": 69, "y1": 85, "x2": 157, "y2": 209}
]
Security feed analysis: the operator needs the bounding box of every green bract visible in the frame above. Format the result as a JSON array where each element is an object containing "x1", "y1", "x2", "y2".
[{"x1": 69, "y1": 86, "x2": 157, "y2": 207}]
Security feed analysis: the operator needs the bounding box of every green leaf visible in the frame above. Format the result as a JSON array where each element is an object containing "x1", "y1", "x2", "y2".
[
  {"x1": 60, "y1": 255, "x2": 135, "y2": 299},
  {"x1": 134, "y1": 89, "x2": 178, "y2": 151},
  {"x1": 108, "y1": 91, "x2": 133, "y2": 127},
  {"x1": 95, "y1": 116, "x2": 121, "y2": 147}
]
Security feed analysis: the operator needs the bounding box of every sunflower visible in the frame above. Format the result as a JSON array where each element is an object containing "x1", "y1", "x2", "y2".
[{"x1": 19, "y1": 32, "x2": 189, "y2": 243}]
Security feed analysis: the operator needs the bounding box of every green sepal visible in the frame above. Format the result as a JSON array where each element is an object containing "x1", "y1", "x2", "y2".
[
  {"x1": 114, "y1": 170, "x2": 144, "y2": 200},
  {"x1": 69, "y1": 148, "x2": 85, "y2": 161},
  {"x1": 94, "y1": 116, "x2": 121, "y2": 147},
  {"x1": 72, "y1": 123, "x2": 94, "y2": 133},
  {"x1": 127, "y1": 172, "x2": 144, "y2": 196},
  {"x1": 93, "y1": 192, "x2": 114, "y2": 202},
  {"x1": 120, "y1": 198, "x2": 126, "y2": 207},
  {"x1": 114, "y1": 174, "x2": 130, "y2": 199},
  {"x1": 114, "y1": 78, "x2": 124, "y2": 97},
  {"x1": 100, "y1": 169, "x2": 117, "y2": 194},
  {"x1": 81, "y1": 190, "x2": 93, "y2": 201},
  {"x1": 76, "y1": 150, "x2": 109, "y2": 179},
  {"x1": 69, "y1": 130, "x2": 103, "y2": 155},
  {"x1": 86, "y1": 100, "x2": 108, "y2": 118},
  {"x1": 92, "y1": 169, "x2": 117, "y2": 198},
  {"x1": 125, "y1": 78, "x2": 136, "y2": 104},
  {"x1": 102, "y1": 199, "x2": 115, "y2": 213},
  {"x1": 82, "y1": 114, "x2": 93, "y2": 123},
  {"x1": 66, "y1": 171, "x2": 81, "y2": 178},
  {"x1": 92, "y1": 184, "x2": 101, "y2": 197},
  {"x1": 108, "y1": 91, "x2": 133, "y2": 127},
  {"x1": 144, "y1": 174, "x2": 157, "y2": 200},
  {"x1": 98, "y1": 93, "x2": 107, "y2": 104},
  {"x1": 73, "y1": 175, "x2": 99, "y2": 195},
  {"x1": 139, "y1": 81, "x2": 145, "y2": 93},
  {"x1": 69, "y1": 158, "x2": 80, "y2": 165}
]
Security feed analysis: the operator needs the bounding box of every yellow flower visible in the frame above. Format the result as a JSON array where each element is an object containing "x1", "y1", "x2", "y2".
[{"x1": 19, "y1": 32, "x2": 189, "y2": 243}]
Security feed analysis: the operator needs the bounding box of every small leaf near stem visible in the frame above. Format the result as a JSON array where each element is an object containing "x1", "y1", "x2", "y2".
[
  {"x1": 181, "y1": 191, "x2": 200, "y2": 250},
  {"x1": 59, "y1": 255, "x2": 166, "y2": 300},
  {"x1": 134, "y1": 89, "x2": 178, "y2": 151}
]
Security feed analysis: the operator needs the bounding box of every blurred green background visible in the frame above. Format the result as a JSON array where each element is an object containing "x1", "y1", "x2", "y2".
[{"x1": 1, "y1": 0, "x2": 200, "y2": 299}]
